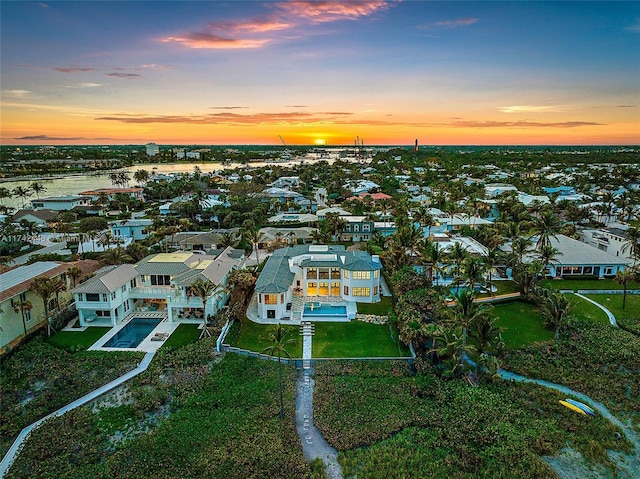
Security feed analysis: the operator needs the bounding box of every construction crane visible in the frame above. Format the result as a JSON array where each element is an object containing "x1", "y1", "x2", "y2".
[{"x1": 279, "y1": 135, "x2": 287, "y2": 147}]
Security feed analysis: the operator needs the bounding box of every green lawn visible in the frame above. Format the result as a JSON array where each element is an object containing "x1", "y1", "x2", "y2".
[
  {"x1": 312, "y1": 321, "x2": 409, "y2": 358},
  {"x1": 541, "y1": 278, "x2": 640, "y2": 291},
  {"x1": 162, "y1": 324, "x2": 201, "y2": 349},
  {"x1": 584, "y1": 294, "x2": 640, "y2": 334},
  {"x1": 493, "y1": 301, "x2": 553, "y2": 349},
  {"x1": 49, "y1": 327, "x2": 111, "y2": 350},
  {"x1": 231, "y1": 318, "x2": 303, "y2": 358},
  {"x1": 569, "y1": 294, "x2": 610, "y2": 325},
  {"x1": 357, "y1": 296, "x2": 393, "y2": 315}
]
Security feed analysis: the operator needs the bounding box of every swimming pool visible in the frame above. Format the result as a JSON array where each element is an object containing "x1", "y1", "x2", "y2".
[
  {"x1": 303, "y1": 303, "x2": 347, "y2": 317},
  {"x1": 103, "y1": 318, "x2": 162, "y2": 348}
]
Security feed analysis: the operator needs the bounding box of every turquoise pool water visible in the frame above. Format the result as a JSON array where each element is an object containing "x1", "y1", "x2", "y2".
[
  {"x1": 104, "y1": 318, "x2": 162, "y2": 348},
  {"x1": 303, "y1": 303, "x2": 347, "y2": 316}
]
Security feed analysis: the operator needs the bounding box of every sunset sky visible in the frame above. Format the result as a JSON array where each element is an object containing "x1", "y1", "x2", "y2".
[{"x1": 1, "y1": 1, "x2": 639, "y2": 146}]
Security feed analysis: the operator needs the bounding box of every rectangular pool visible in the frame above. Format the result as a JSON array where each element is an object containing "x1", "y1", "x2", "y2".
[
  {"x1": 103, "y1": 318, "x2": 162, "y2": 348},
  {"x1": 303, "y1": 303, "x2": 347, "y2": 317}
]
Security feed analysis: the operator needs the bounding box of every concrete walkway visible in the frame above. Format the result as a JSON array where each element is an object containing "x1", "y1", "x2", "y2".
[
  {"x1": 0, "y1": 351, "x2": 156, "y2": 477},
  {"x1": 574, "y1": 293, "x2": 618, "y2": 327},
  {"x1": 295, "y1": 369, "x2": 343, "y2": 479}
]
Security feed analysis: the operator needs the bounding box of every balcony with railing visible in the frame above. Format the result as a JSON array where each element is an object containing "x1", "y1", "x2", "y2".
[{"x1": 129, "y1": 287, "x2": 174, "y2": 299}]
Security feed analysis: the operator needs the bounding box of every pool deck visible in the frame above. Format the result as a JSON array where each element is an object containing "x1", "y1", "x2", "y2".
[
  {"x1": 247, "y1": 294, "x2": 356, "y2": 325},
  {"x1": 88, "y1": 313, "x2": 181, "y2": 352}
]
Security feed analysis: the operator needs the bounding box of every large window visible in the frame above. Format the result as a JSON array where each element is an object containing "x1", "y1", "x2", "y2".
[
  {"x1": 352, "y1": 287, "x2": 370, "y2": 297},
  {"x1": 319, "y1": 268, "x2": 329, "y2": 280},
  {"x1": 85, "y1": 293, "x2": 100, "y2": 302},
  {"x1": 330, "y1": 268, "x2": 341, "y2": 279},
  {"x1": 307, "y1": 268, "x2": 317, "y2": 279},
  {"x1": 307, "y1": 282, "x2": 317, "y2": 296},
  {"x1": 151, "y1": 275, "x2": 171, "y2": 286},
  {"x1": 318, "y1": 282, "x2": 329, "y2": 296},
  {"x1": 330, "y1": 282, "x2": 340, "y2": 295},
  {"x1": 352, "y1": 271, "x2": 371, "y2": 280},
  {"x1": 264, "y1": 294, "x2": 278, "y2": 304}
]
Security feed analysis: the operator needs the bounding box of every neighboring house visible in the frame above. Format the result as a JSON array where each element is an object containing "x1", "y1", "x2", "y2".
[
  {"x1": 72, "y1": 248, "x2": 241, "y2": 327},
  {"x1": 345, "y1": 180, "x2": 379, "y2": 195},
  {"x1": 79, "y1": 187, "x2": 144, "y2": 202},
  {"x1": 30, "y1": 195, "x2": 91, "y2": 211},
  {"x1": 253, "y1": 244, "x2": 382, "y2": 321},
  {"x1": 165, "y1": 229, "x2": 241, "y2": 252},
  {"x1": 12, "y1": 209, "x2": 59, "y2": 228},
  {"x1": 259, "y1": 227, "x2": 316, "y2": 246},
  {"x1": 517, "y1": 193, "x2": 550, "y2": 206},
  {"x1": 581, "y1": 227, "x2": 635, "y2": 264},
  {"x1": 339, "y1": 216, "x2": 375, "y2": 242},
  {"x1": 271, "y1": 176, "x2": 301, "y2": 189},
  {"x1": 542, "y1": 186, "x2": 577, "y2": 196},
  {"x1": 109, "y1": 218, "x2": 153, "y2": 241},
  {"x1": 413, "y1": 234, "x2": 488, "y2": 283},
  {"x1": 316, "y1": 207, "x2": 352, "y2": 220},
  {"x1": 348, "y1": 192, "x2": 393, "y2": 202},
  {"x1": 0, "y1": 261, "x2": 72, "y2": 353},
  {"x1": 503, "y1": 234, "x2": 628, "y2": 278},
  {"x1": 268, "y1": 212, "x2": 317, "y2": 223},
  {"x1": 484, "y1": 183, "x2": 518, "y2": 198}
]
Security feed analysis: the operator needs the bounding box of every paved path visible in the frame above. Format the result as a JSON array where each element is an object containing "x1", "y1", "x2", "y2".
[
  {"x1": 295, "y1": 369, "x2": 343, "y2": 479},
  {"x1": 0, "y1": 351, "x2": 156, "y2": 477},
  {"x1": 574, "y1": 293, "x2": 618, "y2": 327}
]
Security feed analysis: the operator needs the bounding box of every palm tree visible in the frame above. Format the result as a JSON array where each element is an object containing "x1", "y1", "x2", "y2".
[
  {"x1": 12, "y1": 300, "x2": 33, "y2": 337},
  {"x1": 30, "y1": 182, "x2": 47, "y2": 199},
  {"x1": 424, "y1": 241, "x2": 447, "y2": 285},
  {"x1": 621, "y1": 226, "x2": 640, "y2": 267},
  {"x1": 460, "y1": 256, "x2": 486, "y2": 291},
  {"x1": 100, "y1": 247, "x2": 132, "y2": 265},
  {"x1": 448, "y1": 241, "x2": 468, "y2": 281},
  {"x1": 133, "y1": 169, "x2": 150, "y2": 186},
  {"x1": 245, "y1": 228, "x2": 266, "y2": 264},
  {"x1": 536, "y1": 244, "x2": 562, "y2": 274},
  {"x1": 538, "y1": 289, "x2": 572, "y2": 341},
  {"x1": 12, "y1": 185, "x2": 32, "y2": 209},
  {"x1": 218, "y1": 231, "x2": 239, "y2": 248},
  {"x1": 261, "y1": 323, "x2": 297, "y2": 419},
  {"x1": 31, "y1": 276, "x2": 59, "y2": 336},
  {"x1": 614, "y1": 269, "x2": 636, "y2": 310},
  {"x1": 484, "y1": 247, "x2": 502, "y2": 295},
  {"x1": 448, "y1": 289, "x2": 489, "y2": 372},
  {"x1": 189, "y1": 277, "x2": 225, "y2": 339},
  {"x1": 469, "y1": 314, "x2": 504, "y2": 355},
  {"x1": 531, "y1": 210, "x2": 562, "y2": 251},
  {"x1": 66, "y1": 265, "x2": 83, "y2": 287}
]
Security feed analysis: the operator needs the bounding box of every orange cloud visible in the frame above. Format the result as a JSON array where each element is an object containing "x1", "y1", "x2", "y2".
[
  {"x1": 96, "y1": 111, "x2": 354, "y2": 125},
  {"x1": 273, "y1": 1, "x2": 392, "y2": 24},
  {"x1": 205, "y1": 18, "x2": 292, "y2": 33},
  {"x1": 161, "y1": 33, "x2": 271, "y2": 49}
]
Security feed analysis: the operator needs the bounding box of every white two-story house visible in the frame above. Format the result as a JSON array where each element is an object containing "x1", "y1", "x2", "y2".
[
  {"x1": 253, "y1": 244, "x2": 382, "y2": 322},
  {"x1": 73, "y1": 248, "x2": 241, "y2": 327}
]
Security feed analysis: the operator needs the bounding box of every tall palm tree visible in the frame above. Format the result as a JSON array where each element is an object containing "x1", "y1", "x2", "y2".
[
  {"x1": 218, "y1": 231, "x2": 239, "y2": 248},
  {"x1": 448, "y1": 289, "x2": 491, "y2": 372},
  {"x1": 261, "y1": 323, "x2": 297, "y2": 419},
  {"x1": 100, "y1": 247, "x2": 132, "y2": 265},
  {"x1": 460, "y1": 256, "x2": 486, "y2": 291},
  {"x1": 189, "y1": 277, "x2": 225, "y2": 339},
  {"x1": 424, "y1": 241, "x2": 447, "y2": 285},
  {"x1": 536, "y1": 244, "x2": 562, "y2": 273},
  {"x1": 614, "y1": 269, "x2": 637, "y2": 310},
  {"x1": 621, "y1": 226, "x2": 640, "y2": 267},
  {"x1": 449, "y1": 241, "x2": 469, "y2": 281},
  {"x1": 12, "y1": 300, "x2": 33, "y2": 337},
  {"x1": 31, "y1": 276, "x2": 59, "y2": 336},
  {"x1": 245, "y1": 228, "x2": 266, "y2": 264},
  {"x1": 66, "y1": 265, "x2": 83, "y2": 288},
  {"x1": 12, "y1": 186, "x2": 32, "y2": 209},
  {"x1": 531, "y1": 210, "x2": 562, "y2": 251},
  {"x1": 30, "y1": 182, "x2": 47, "y2": 199}
]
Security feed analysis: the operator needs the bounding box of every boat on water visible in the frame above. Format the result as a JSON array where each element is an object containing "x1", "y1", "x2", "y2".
[
  {"x1": 565, "y1": 398, "x2": 595, "y2": 416},
  {"x1": 559, "y1": 400, "x2": 587, "y2": 415}
]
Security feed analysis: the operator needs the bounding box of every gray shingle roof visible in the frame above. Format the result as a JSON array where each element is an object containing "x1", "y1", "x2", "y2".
[
  {"x1": 255, "y1": 248, "x2": 295, "y2": 293},
  {"x1": 72, "y1": 264, "x2": 137, "y2": 294}
]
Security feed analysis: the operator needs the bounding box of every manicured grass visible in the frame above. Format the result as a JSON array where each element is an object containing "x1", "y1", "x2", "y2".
[
  {"x1": 493, "y1": 301, "x2": 553, "y2": 349},
  {"x1": 49, "y1": 326, "x2": 111, "y2": 350},
  {"x1": 231, "y1": 317, "x2": 303, "y2": 358},
  {"x1": 357, "y1": 296, "x2": 392, "y2": 315},
  {"x1": 585, "y1": 294, "x2": 640, "y2": 334},
  {"x1": 541, "y1": 278, "x2": 640, "y2": 291},
  {"x1": 162, "y1": 324, "x2": 201, "y2": 349},
  {"x1": 569, "y1": 294, "x2": 610, "y2": 325},
  {"x1": 312, "y1": 321, "x2": 409, "y2": 358}
]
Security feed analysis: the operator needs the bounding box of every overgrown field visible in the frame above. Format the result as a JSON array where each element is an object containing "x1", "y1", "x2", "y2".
[
  {"x1": 6, "y1": 343, "x2": 314, "y2": 479},
  {"x1": 0, "y1": 335, "x2": 143, "y2": 458},
  {"x1": 313, "y1": 361, "x2": 631, "y2": 478},
  {"x1": 501, "y1": 317, "x2": 640, "y2": 431}
]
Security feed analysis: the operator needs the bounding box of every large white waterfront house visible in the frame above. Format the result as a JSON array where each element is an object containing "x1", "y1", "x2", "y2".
[
  {"x1": 253, "y1": 245, "x2": 382, "y2": 322},
  {"x1": 72, "y1": 248, "x2": 241, "y2": 327}
]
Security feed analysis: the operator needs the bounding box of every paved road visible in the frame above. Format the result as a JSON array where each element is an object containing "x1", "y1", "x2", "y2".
[{"x1": 295, "y1": 369, "x2": 343, "y2": 479}]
